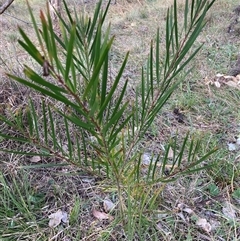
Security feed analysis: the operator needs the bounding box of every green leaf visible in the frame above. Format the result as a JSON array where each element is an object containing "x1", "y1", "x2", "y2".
[
  {"x1": 42, "y1": 100, "x2": 48, "y2": 145},
  {"x1": 7, "y1": 74, "x2": 81, "y2": 111},
  {"x1": 64, "y1": 117, "x2": 73, "y2": 159},
  {"x1": 87, "y1": 0, "x2": 103, "y2": 42},
  {"x1": 108, "y1": 113, "x2": 133, "y2": 145},
  {"x1": 0, "y1": 133, "x2": 30, "y2": 143},
  {"x1": 40, "y1": 11, "x2": 52, "y2": 61},
  {"x1": 29, "y1": 99, "x2": 40, "y2": 140},
  {"x1": 61, "y1": 113, "x2": 95, "y2": 133},
  {"x1": 232, "y1": 188, "x2": 240, "y2": 199},
  {"x1": 83, "y1": 37, "x2": 114, "y2": 98},
  {"x1": 21, "y1": 163, "x2": 70, "y2": 169},
  {"x1": 26, "y1": 0, "x2": 44, "y2": 51},
  {"x1": 18, "y1": 28, "x2": 43, "y2": 65},
  {"x1": 173, "y1": 0, "x2": 179, "y2": 50},
  {"x1": 98, "y1": 52, "x2": 129, "y2": 119},
  {"x1": 65, "y1": 23, "x2": 76, "y2": 91},
  {"x1": 24, "y1": 67, "x2": 67, "y2": 93},
  {"x1": 48, "y1": 105, "x2": 57, "y2": 150},
  {"x1": 207, "y1": 183, "x2": 220, "y2": 196}
]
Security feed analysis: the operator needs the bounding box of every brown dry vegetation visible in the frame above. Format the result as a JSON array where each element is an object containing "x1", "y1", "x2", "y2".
[{"x1": 0, "y1": 0, "x2": 240, "y2": 240}]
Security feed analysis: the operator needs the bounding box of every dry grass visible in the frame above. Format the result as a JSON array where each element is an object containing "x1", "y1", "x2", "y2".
[{"x1": 1, "y1": 0, "x2": 240, "y2": 240}]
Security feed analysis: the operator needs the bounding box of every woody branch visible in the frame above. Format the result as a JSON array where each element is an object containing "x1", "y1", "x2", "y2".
[{"x1": 0, "y1": 0, "x2": 15, "y2": 14}]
